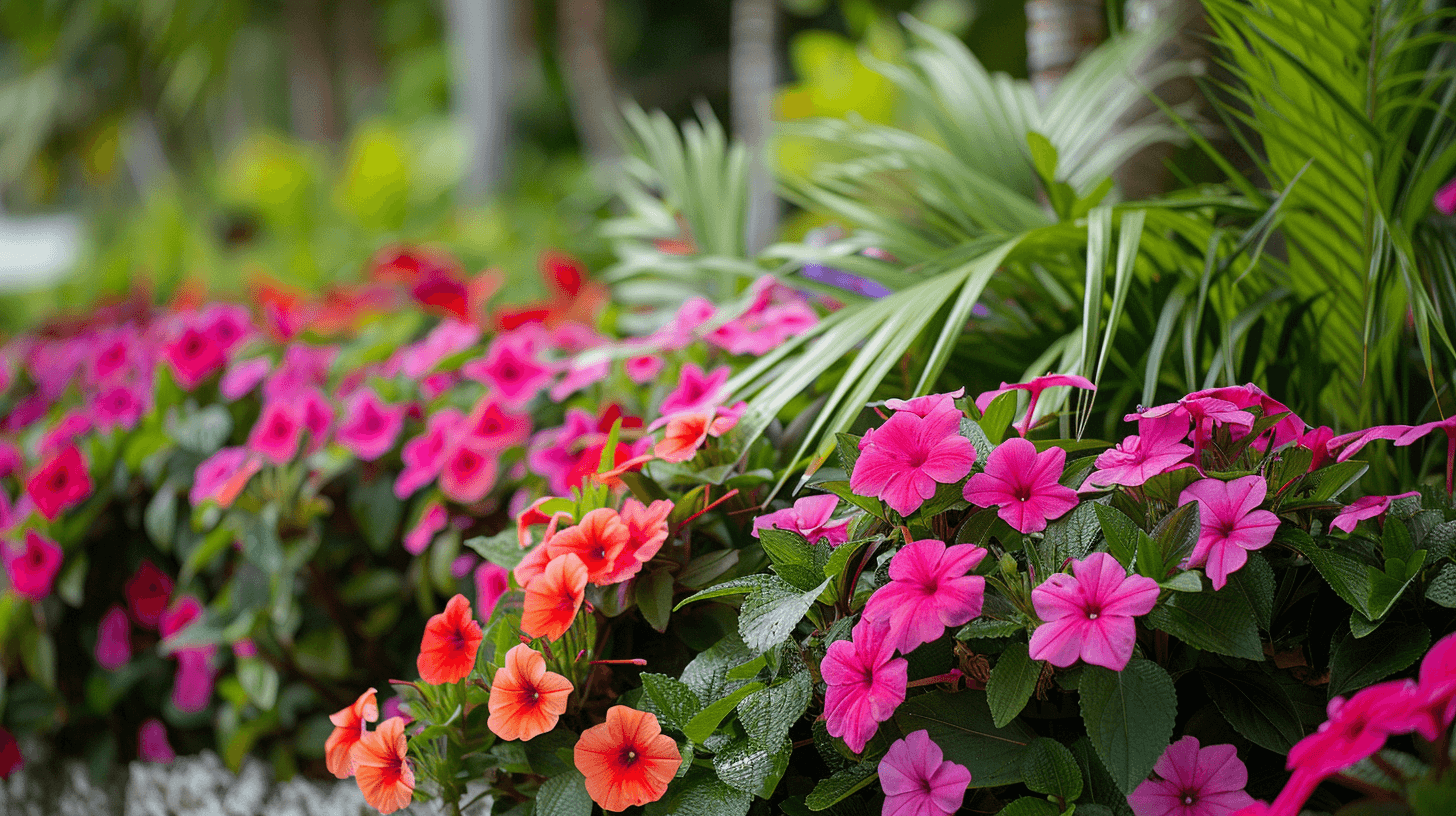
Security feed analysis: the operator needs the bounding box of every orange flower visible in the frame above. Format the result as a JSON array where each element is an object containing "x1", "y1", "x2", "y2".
[
  {"x1": 521, "y1": 553, "x2": 588, "y2": 641},
  {"x1": 325, "y1": 687, "x2": 378, "y2": 778},
  {"x1": 513, "y1": 541, "x2": 553, "y2": 587},
  {"x1": 574, "y1": 706, "x2": 682, "y2": 811},
  {"x1": 597, "y1": 499, "x2": 674, "y2": 584},
  {"x1": 351, "y1": 716, "x2": 415, "y2": 814},
  {"x1": 546, "y1": 508, "x2": 630, "y2": 583},
  {"x1": 653, "y1": 407, "x2": 740, "y2": 464},
  {"x1": 416, "y1": 594, "x2": 484, "y2": 685},
  {"x1": 487, "y1": 644, "x2": 574, "y2": 741}
]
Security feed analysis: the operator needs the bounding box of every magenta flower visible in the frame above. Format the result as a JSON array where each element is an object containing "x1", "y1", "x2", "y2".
[
  {"x1": 220, "y1": 357, "x2": 271, "y2": 400},
  {"x1": 190, "y1": 447, "x2": 262, "y2": 508},
  {"x1": 248, "y1": 400, "x2": 304, "y2": 465},
  {"x1": 138, "y1": 719, "x2": 176, "y2": 763},
  {"x1": 463, "y1": 398, "x2": 531, "y2": 450},
  {"x1": 850, "y1": 409, "x2": 977, "y2": 517},
  {"x1": 975, "y1": 374, "x2": 1095, "y2": 436},
  {"x1": 1329, "y1": 491, "x2": 1419, "y2": 534},
  {"x1": 1418, "y1": 631, "x2": 1456, "y2": 739},
  {"x1": 1178, "y1": 476, "x2": 1280, "y2": 589},
  {"x1": 300, "y1": 388, "x2": 334, "y2": 453},
  {"x1": 657, "y1": 297, "x2": 717, "y2": 349},
  {"x1": 1128, "y1": 736, "x2": 1255, "y2": 816},
  {"x1": 4, "y1": 531, "x2": 63, "y2": 602},
  {"x1": 821, "y1": 618, "x2": 908, "y2": 753},
  {"x1": 752, "y1": 495, "x2": 850, "y2": 547},
  {"x1": 661, "y1": 363, "x2": 731, "y2": 416},
  {"x1": 395, "y1": 408, "x2": 464, "y2": 499},
  {"x1": 1328, "y1": 424, "x2": 1412, "y2": 463},
  {"x1": 964, "y1": 438, "x2": 1078, "y2": 533},
  {"x1": 1287, "y1": 679, "x2": 1426, "y2": 779},
  {"x1": 38, "y1": 412, "x2": 93, "y2": 458},
  {"x1": 264, "y1": 344, "x2": 336, "y2": 400},
  {"x1": 884, "y1": 388, "x2": 964, "y2": 420},
  {"x1": 164, "y1": 326, "x2": 226, "y2": 390},
  {"x1": 95, "y1": 605, "x2": 132, "y2": 669},
  {"x1": 172, "y1": 649, "x2": 216, "y2": 712},
  {"x1": 125, "y1": 561, "x2": 174, "y2": 629},
  {"x1": 863, "y1": 539, "x2": 986, "y2": 653},
  {"x1": 1186, "y1": 385, "x2": 1303, "y2": 451},
  {"x1": 1436, "y1": 177, "x2": 1456, "y2": 215},
  {"x1": 1083, "y1": 413, "x2": 1193, "y2": 490},
  {"x1": 92, "y1": 381, "x2": 149, "y2": 432},
  {"x1": 337, "y1": 388, "x2": 405, "y2": 461},
  {"x1": 1396, "y1": 416, "x2": 1456, "y2": 493},
  {"x1": 549, "y1": 356, "x2": 612, "y2": 401},
  {"x1": 394, "y1": 319, "x2": 480, "y2": 378},
  {"x1": 1028, "y1": 552, "x2": 1160, "y2": 670},
  {"x1": 527, "y1": 409, "x2": 598, "y2": 495},
  {"x1": 26, "y1": 445, "x2": 92, "y2": 521},
  {"x1": 1296, "y1": 426, "x2": 1335, "y2": 472},
  {"x1": 475, "y1": 562, "x2": 510, "y2": 622},
  {"x1": 405, "y1": 502, "x2": 448, "y2": 556},
  {"x1": 439, "y1": 443, "x2": 499, "y2": 504},
  {"x1": 879, "y1": 729, "x2": 971, "y2": 816},
  {"x1": 463, "y1": 334, "x2": 552, "y2": 406},
  {"x1": 625, "y1": 354, "x2": 664, "y2": 385}
]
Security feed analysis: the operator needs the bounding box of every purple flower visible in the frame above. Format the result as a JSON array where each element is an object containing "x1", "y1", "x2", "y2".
[
  {"x1": 863, "y1": 539, "x2": 986, "y2": 653},
  {"x1": 964, "y1": 438, "x2": 1078, "y2": 533},
  {"x1": 1128, "y1": 736, "x2": 1255, "y2": 816},
  {"x1": 850, "y1": 409, "x2": 977, "y2": 517},
  {"x1": 752, "y1": 495, "x2": 850, "y2": 547},
  {"x1": 1028, "y1": 552, "x2": 1160, "y2": 671},
  {"x1": 878, "y1": 730, "x2": 970, "y2": 816}
]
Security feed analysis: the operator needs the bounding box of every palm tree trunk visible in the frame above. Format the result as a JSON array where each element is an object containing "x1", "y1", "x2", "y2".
[
  {"x1": 732, "y1": 0, "x2": 779, "y2": 254},
  {"x1": 557, "y1": 0, "x2": 622, "y2": 166},
  {"x1": 1025, "y1": 0, "x2": 1106, "y2": 103},
  {"x1": 445, "y1": 0, "x2": 514, "y2": 194}
]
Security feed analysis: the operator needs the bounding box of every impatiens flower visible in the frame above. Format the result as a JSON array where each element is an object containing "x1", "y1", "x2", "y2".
[
  {"x1": 652, "y1": 404, "x2": 744, "y2": 463},
  {"x1": 964, "y1": 438, "x2": 1078, "y2": 533},
  {"x1": 172, "y1": 649, "x2": 216, "y2": 712},
  {"x1": 474, "y1": 562, "x2": 510, "y2": 621},
  {"x1": 93, "y1": 381, "x2": 149, "y2": 432},
  {"x1": 337, "y1": 388, "x2": 405, "y2": 461},
  {"x1": 220, "y1": 357, "x2": 271, "y2": 400},
  {"x1": 190, "y1": 447, "x2": 262, "y2": 508},
  {"x1": 417, "y1": 594, "x2": 484, "y2": 685},
  {"x1": 879, "y1": 730, "x2": 971, "y2": 816},
  {"x1": 546, "y1": 508, "x2": 630, "y2": 584},
  {"x1": 464, "y1": 334, "x2": 552, "y2": 406},
  {"x1": 438, "y1": 443, "x2": 499, "y2": 504},
  {"x1": 4, "y1": 531, "x2": 63, "y2": 601},
  {"x1": 487, "y1": 644, "x2": 574, "y2": 741},
  {"x1": 395, "y1": 409, "x2": 464, "y2": 499},
  {"x1": 1186, "y1": 385, "x2": 1303, "y2": 451},
  {"x1": 752, "y1": 495, "x2": 850, "y2": 547},
  {"x1": 1328, "y1": 424, "x2": 1412, "y2": 463},
  {"x1": 528, "y1": 409, "x2": 598, "y2": 494},
  {"x1": 1028, "y1": 552, "x2": 1160, "y2": 670},
  {"x1": 574, "y1": 705, "x2": 682, "y2": 811},
  {"x1": 404, "y1": 502, "x2": 447, "y2": 556},
  {"x1": 1287, "y1": 679, "x2": 1427, "y2": 779},
  {"x1": 248, "y1": 401, "x2": 304, "y2": 465},
  {"x1": 821, "y1": 618, "x2": 909, "y2": 753},
  {"x1": 1418, "y1": 630, "x2": 1456, "y2": 738},
  {"x1": 26, "y1": 445, "x2": 92, "y2": 521},
  {"x1": 599, "y1": 498, "x2": 673, "y2": 584},
  {"x1": 300, "y1": 388, "x2": 335, "y2": 453},
  {"x1": 164, "y1": 326, "x2": 226, "y2": 390},
  {"x1": 326, "y1": 687, "x2": 379, "y2": 778},
  {"x1": 95, "y1": 605, "x2": 132, "y2": 669},
  {"x1": 1178, "y1": 476, "x2": 1280, "y2": 589},
  {"x1": 1128, "y1": 736, "x2": 1255, "y2": 816},
  {"x1": 1396, "y1": 416, "x2": 1456, "y2": 493},
  {"x1": 0, "y1": 727, "x2": 19, "y2": 779},
  {"x1": 351, "y1": 717, "x2": 415, "y2": 815},
  {"x1": 851, "y1": 408, "x2": 977, "y2": 517},
  {"x1": 462, "y1": 398, "x2": 531, "y2": 450},
  {"x1": 1436, "y1": 176, "x2": 1456, "y2": 215},
  {"x1": 125, "y1": 561, "x2": 174, "y2": 628},
  {"x1": 884, "y1": 388, "x2": 964, "y2": 420},
  {"x1": 1296, "y1": 426, "x2": 1335, "y2": 472},
  {"x1": 863, "y1": 539, "x2": 987, "y2": 653},
  {"x1": 138, "y1": 719, "x2": 176, "y2": 764},
  {"x1": 660, "y1": 363, "x2": 731, "y2": 416},
  {"x1": 1084, "y1": 413, "x2": 1193, "y2": 490},
  {"x1": 1329, "y1": 491, "x2": 1419, "y2": 534},
  {"x1": 625, "y1": 354, "x2": 664, "y2": 384},
  {"x1": 521, "y1": 553, "x2": 588, "y2": 641},
  {"x1": 975, "y1": 374, "x2": 1095, "y2": 436}
]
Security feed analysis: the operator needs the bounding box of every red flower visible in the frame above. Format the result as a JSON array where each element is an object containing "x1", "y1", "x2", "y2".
[
  {"x1": 125, "y1": 561, "x2": 175, "y2": 629},
  {"x1": 3, "y1": 530, "x2": 63, "y2": 601},
  {"x1": 0, "y1": 726, "x2": 21, "y2": 779},
  {"x1": 417, "y1": 594, "x2": 484, "y2": 685},
  {"x1": 574, "y1": 706, "x2": 682, "y2": 811},
  {"x1": 487, "y1": 644, "x2": 573, "y2": 741},
  {"x1": 521, "y1": 553, "x2": 588, "y2": 641},
  {"x1": 351, "y1": 717, "x2": 415, "y2": 815},
  {"x1": 26, "y1": 446, "x2": 92, "y2": 521},
  {"x1": 326, "y1": 687, "x2": 378, "y2": 778}
]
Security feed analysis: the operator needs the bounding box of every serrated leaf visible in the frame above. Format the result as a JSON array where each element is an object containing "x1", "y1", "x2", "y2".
[
  {"x1": 737, "y1": 577, "x2": 830, "y2": 653},
  {"x1": 683, "y1": 682, "x2": 764, "y2": 744},
  {"x1": 1144, "y1": 502, "x2": 1199, "y2": 580},
  {"x1": 1160, "y1": 572, "x2": 1203, "y2": 592},
  {"x1": 647, "y1": 771, "x2": 752, "y2": 816},
  {"x1": 738, "y1": 673, "x2": 812, "y2": 750},
  {"x1": 1146, "y1": 586, "x2": 1264, "y2": 660},
  {"x1": 1041, "y1": 501, "x2": 1102, "y2": 566},
  {"x1": 464, "y1": 530, "x2": 526, "y2": 570},
  {"x1": 1225, "y1": 553, "x2": 1275, "y2": 630},
  {"x1": 1079, "y1": 659, "x2": 1177, "y2": 794},
  {"x1": 713, "y1": 739, "x2": 789, "y2": 796},
  {"x1": 958, "y1": 618, "x2": 1024, "y2": 639},
  {"x1": 1329, "y1": 622, "x2": 1429, "y2": 697},
  {"x1": 1300, "y1": 543, "x2": 1374, "y2": 618},
  {"x1": 986, "y1": 642, "x2": 1041, "y2": 727},
  {"x1": 641, "y1": 673, "x2": 703, "y2": 732},
  {"x1": 1095, "y1": 504, "x2": 1140, "y2": 567},
  {"x1": 760, "y1": 528, "x2": 826, "y2": 591},
  {"x1": 997, "y1": 797, "x2": 1062, "y2": 816},
  {"x1": 676, "y1": 574, "x2": 781, "y2": 610},
  {"x1": 1201, "y1": 663, "x2": 1319, "y2": 753},
  {"x1": 835, "y1": 433, "x2": 862, "y2": 474},
  {"x1": 536, "y1": 770, "x2": 592, "y2": 816},
  {"x1": 1427, "y1": 563, "x2": 1456, "y2": 608},
  {"x1": 895, "y1": 690, "x2": 1036, "y2": 787},
  {"x1": 681, "y1": 633, "x2": 757, "y2": 700},
  {"x1": 1020, "y1": 738, "x2": 1083, "y2": 800},
  {"x1": 805, "y1": 762, "x2": 877, "y2": 811}
]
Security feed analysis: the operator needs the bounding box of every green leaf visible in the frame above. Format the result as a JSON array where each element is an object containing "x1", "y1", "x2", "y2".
[
  {"x1": 1160, "y1": 572, "x2": 1204, "y2": 592},
  {"x1": 1427, "y1": 563, "x2": 1456, "y2": 608},
  {"x1": 236, "y1": 657, "x2": 279, "y2": 710},
  {"x1": 641, "y1": 673, "x2": 703, "y2": 732},
  {"x1": 737, "y1": 577, "x2": 831, "y2": 653},
  {"x1": 895, "y1": 690, "x2": 1036, "y2": 787},
  {"x1": 349, "y1": 476, "x2": 403, "y2": 554},
  {"x1": 536, "y1": 771, "x2": 592, "y2": 816},
  {"x1": 804, "y1": 762, "x2": 878, "y2": 811},
  {"x1": 1020, "y1": 737, "x2": 1083, "y2": 801},
  {"x1": 647, "y1": 771, "x2": 752, "y2": 816},
  {"x1": 1079, "y1": 659, "x2": 1177, "y2": 794},
  {"x1": 1225, "y1": 553, "x2": 1275, "y2": 630},
  {"x1": 997, "y1": 797, "x2": 1062, "y2": 816},
  {"x1": 1146, "y1": 586, "x2": 1264, "y2": 660},
  {"x1": 681, "y1": 633, "x2": 757, "y2": 700},
  {"x1": 1329, "y1": 622, "x2": 1429, "y2": 697},
  {"x1": 958, "y1": 618, "x2": 1025, "y2": 639},
  {"x1": 463, "y1": 530, "x2": 526, "y2": 570},
  {"x1": 979, "y1": 391, "x2": 1020, "y2": 445},
  {"x1": 1096, "y1": 504, "x2": 1140, "y2": 567},
  {"x1": 683, "y1": 682, "x2": 764, "y2": 744},
  {"x1": 1147, "y1": 502, "x2": 1200, "y2": 580},
  {"x1": 738, "y1": 673, "x2": 812, "y2": 751},
  {"x1": 823, "y1": 536, "x2": 873, "y2": 580},
  {"x1": 638, "y1": 571, "x2": 675, "y2": 633},
  {"x1": 144, "y1": 488, "x2": 177, "y2": 551},
  {"x1": 759, "y1": 528, "x2": 827, "y2": 591},
  {"x1": 1301, "y1": 543, "x2": 1374, "y2": 618},
  {"x1": 1201, "y1": 662, "x2": 1320, "y2": 753},
  {"x1": 986, "y1": 642, "x2": 1042, "y2": 727},
  {"x1": 172, "y1": 405, "x2": 232, "y2": 454},
  {"x1": 713, "y1": 739, "x2": 790, "y2": 797},
  {"x1": 676, "y1": 574, "x2": 781, "y2": 609},
  {"x1": 815, "y1": 480, "x2": 889, "y2": 522},
  {"x1": 1041, "y1": 501, "x2": 1102, "y2": 566}
]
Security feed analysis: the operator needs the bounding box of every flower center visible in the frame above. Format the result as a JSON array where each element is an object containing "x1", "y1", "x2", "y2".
[
  {"x1": 619, "y1": 748, "x2": 639, "y2": 767},
  {"x1": 1182, "y1": 792, "x2": 1197, "y2": 806},
  {"x1": 1086, "y1": 612, "x2": 1099, "y2": 620}
]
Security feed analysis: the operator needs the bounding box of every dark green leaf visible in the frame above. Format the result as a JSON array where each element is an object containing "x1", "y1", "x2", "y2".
[
  {"x1": 1079, "y1": 659, "x2": 1177, "y2": 793},
  {"x1": 979, "y1": 391, "x2": 1020, "y2": 445},
  {"x1": 1225, "y1": 553, "x2": 1275, "y2": 630},
  {"x1": 760, "y1": 529, "x2": 827, "y2": 591},
  {"x1": 738, "y1": 577, "x2": 830, "y2": 653},
  {"x1": 986, "y1": 642, "x2": 1042, "y2": 728},
  {"x1": 1096, "y1": 504, "x2": 1140, "y2": 567},
  {"x1": 1426, "y1": 563, "x2": 1456, "y2": 608},
  {"x1": 1020, "y1": 738, "x2": 1083, "y2": 800},
  {"x1": 349, "y1": 476, "x2": 403, "y2": 554},
  {"x1": 1301, "y1": 544, "x2": 1374, "y2": 618},
  {"x1": 713, "y1": 739, "x2": 789, "y2": 797},
  {"x1": 958, "y1": 618, "x2": 1024, "y2": 639},
  {"x1": 996, "y1": 797, "x2": 1061, "y2": 816},
  {"x1": 536, "y1": 771, "x2": 592, "y2": 816},
  {"x1": 1329, "y1": 622, "x2": 1429, "y2": 697},
  {"x1": 1147, "y1": 586, "x2": 1264, "y2": 660},
  {"x1": 463, "y1": 530, "x2": 525, "y2": 570},
  {"x1": 683, "y1": 683, "x2": 764, "y2": 744},
  {"x1": 738, "y1": 673, "x2": 812, "y2": 751},
  {"x1": 1201, "y1": 663, "x2": 1319, "y2": 753},
  {"x1": 638, "y1": 571, "x2": 675, "y2": 632},
  {"x1": 641, "y1": 673, "x2": 703, "y2": 732},
  {"x1": 1041, "y1": 501, "x2": 1102, "y2": 566},
  {"x1": 895, "y1": 690, "x2": 1036, "y2": 787},
  {"x1": 805, "y1": 762, "x2": 877, "y2": 811}
]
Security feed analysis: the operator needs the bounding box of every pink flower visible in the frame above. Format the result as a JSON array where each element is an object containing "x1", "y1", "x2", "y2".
[
  {"x1": 660, "y1": 363, "x2": 730, "y2": 416},
  {"x1": 1436, "y1": 177, "x2": 1456, "y2": 215},
  {"x1": 752, "y1": 495, "x2": 850, "y2": 547},
  {"x1": 821, "y1": 618, "x2": 908, "y2": 753},
  {"x1": 1178, "y1": 476, "x2": 1280, "y2": 589},
  {"x1": 337, "y1": 388, "x2": 405, "y2": 461},
  {"x1": 850, "y1": 409, "x2": 977, "y2": 517},
  {"x1": 549, "y1": 356, "x2": 612, "y2": 401},
  {"x1": 220, "y1": 357, "x2": 271, "y2": 400},
  {"x1": 707, "y1": 277, "x2": 819, "y2": 355},
  {"x1": 1128, "y1": 736, "x2": 1255, "y2": 816},
  {"x1": 138, "y1": 719, "x2": 176, "y2": 763},
  {"x1": 395, "y1": 319, "x2": 480, "y2": 378},
  {"x1": 164, "y1": 326, "x2": 226, "y2": 390},
  {"x1": 462, "y1": 398, "x2": 531, "y2": 450},
  {"x1": 172, "y1": 649, "x2": 216, "y2": 712},
  {"x1": 625, "y1": 354, "x2": 664, "y2": 385},
  {"x1": 95, "y1": 605, "x2": 132, "y2": 669},
  {"x1": 248, "y1": 401, "x2": 304, "y2": 464},
  {"x1": 658, "y1": 297, "x2": 717, "y2": 348},
  {"x1": 528, "y1": 410, "x2": 598, "y2": 495},
  {"x1": 264, "y1": 344, "x2": 336, "y2": 400},
  {"x1": 863, "y1": 539, "x2": 986, "y2": 653},
  {"x1": 884, "y1": 388, "x2": 964, "y2": 420},
  {"x1": 1418, "y1": 630, "x2": 1456, "y2": 739},
  {"x1": 964, "y1": 438, "x2": 1078, "y2": 533},
  {"x1": 1329, "y1": 491, "x2": 1419, "y2": 534},
  {"x1": 405, "y1": 502, "x2": 447, "y2": 556},
  {"x1": 1328, "y1": 424, "x2": 1412, "y2": 463},
  {"x1": 975, "y1": 374, "x2": 1095, "y2": 436},
  {"x1": 1296, "y1": 426, "x2": 1335, "y2": 472},
  {"x1": 190, "y1": 447, "x2": 262, "y2": 508},
  {"x1": 1186, "y1": 385, "x2": 1303, "y2": 451},
  {"x1": 300, "y1": 389, "x2": 334, "y2": 453},
  {"x1": 0, "y1": 727, "x2": 19, "y2": 778},
  {"x1": 464, "y1": 334, "x2": 552, "y2": 406},
  {"x1": 1287, "y1": 679, "x2": 1426, "y2": 779},
  {"x1": 1084, "y1": 414, "x2": 1193, "y2": 490},
  {"x1": 474, "y1": 562, "x2": 510, "y2": 621},
  {"x1": 92, "y1": 381, "x2": 149, "y2": 432},
  {"x1": 201, "y1": 303, "x2": 253, "y2": 353},
  {"x1": 879, "y1": 729, "x2": 971, "y2": 816},
  {"x1": 1028, "y1": 552, "x2": 1160, "y2": 670},
  {"x1": 439, "y1": 444, "x2": 499, "y2": 504},
  {"x1": 125, "y1": 561, "x2": 174, "y2": 629},
  {"x1": 26, "y1": 446, "x2": 92, "y2": 521},
  {"x1": 1395, "y1": 416, "x2": 1456, "y2": 493},
  {"x1": 395, "y1": 408, "x2": 465, "y2": 498},
  {"x1": 39, "y1": 412, "x2": 92, "y2": 458},
  {"x1": 4, "y1": 530, "x2": 63, "y2": 601}
]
